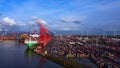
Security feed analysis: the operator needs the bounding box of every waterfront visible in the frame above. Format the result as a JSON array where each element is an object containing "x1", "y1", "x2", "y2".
[{"x1": 0, "y1": 41, "x2": 63, "y2": 68}]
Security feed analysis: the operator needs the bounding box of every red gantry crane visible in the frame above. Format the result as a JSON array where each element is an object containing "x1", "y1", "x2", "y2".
[{"x1": 35, "y1": 18, "x2": 51, "y2": 47}]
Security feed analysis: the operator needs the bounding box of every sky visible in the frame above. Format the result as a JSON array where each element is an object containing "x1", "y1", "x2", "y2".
[{"x1": 0, "y1": 0, "x2": 120, "y2": 34}]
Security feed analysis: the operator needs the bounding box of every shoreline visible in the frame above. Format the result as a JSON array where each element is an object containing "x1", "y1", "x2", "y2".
[{"x1": 34, "y1": 50, "x2": 91, "y2": 68}]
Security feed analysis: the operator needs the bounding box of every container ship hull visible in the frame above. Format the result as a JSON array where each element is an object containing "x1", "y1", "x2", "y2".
[{"x1": 25, "y1": 40, "x2": 39, "y2": 49}]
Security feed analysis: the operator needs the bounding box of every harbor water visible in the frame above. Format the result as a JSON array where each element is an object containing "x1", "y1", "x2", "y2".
[{"x1": 0, "y1": 41, "x2": 63, "y2": 68}]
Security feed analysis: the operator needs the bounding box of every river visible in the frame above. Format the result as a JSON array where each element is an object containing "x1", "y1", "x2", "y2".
[{"x1": 0, "y1": 41, "x2": 63, "y2": 68}]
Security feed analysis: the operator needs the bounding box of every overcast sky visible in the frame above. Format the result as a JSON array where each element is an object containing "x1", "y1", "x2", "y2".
[{"x1": 0, "y1": 0, "x2": 120, "y2": 34}]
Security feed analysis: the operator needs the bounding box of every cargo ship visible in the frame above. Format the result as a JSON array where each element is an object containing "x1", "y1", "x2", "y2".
[
  {"x1": 25, "y1": 34, "x2": 39, "y2": 49},
  {"x1": 25, "y1": 18, "x2": 51, "y2": 50}
]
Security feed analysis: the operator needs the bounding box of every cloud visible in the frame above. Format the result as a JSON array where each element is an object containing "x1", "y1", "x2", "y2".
[
  {"x1": 28, "y1": 21, "x2": 36, "y2": 26},
  {"x1": 48, "y1": 24, "x2": 61, "y2": 30},
  {"x1": 60, "y1": 27, "x2": 80, "y2": 31},
  {"x1": 60, "y1": 19, "x2": 67, "y2": 23},
  {"x1": 60, "y1": 16, "x2": 86, "y2": 24},
  {"x1": 1, "y1": 17, "x2": 28, "y2": 27},
  {"x1": 18, "y1": 23, "x2": 27, "y2": 26},
  {"x1": 2, "y1": 17, "x2": 16, "y2": 26},
  {"x1": 73, "y1": 21, "x2": 82, "y2": 24},
  {"x1": 0, "y1": 29, "x2": 2, "y2": 31},
  {"x1": 34, "y1": 19, "x2": 48, "y2": 26},
  {"x1": 31, "y1": 16, "x2": 48, "y2": 26},
  {"x1": 48, "y1": 22, "x2": 81, "y2": 31},
  {"x1": 38, "y1": 19, "x2": 48, "y2": 26},
  {"x1": 0, "y1": 17, "x2": 30, "y2": 32}
]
